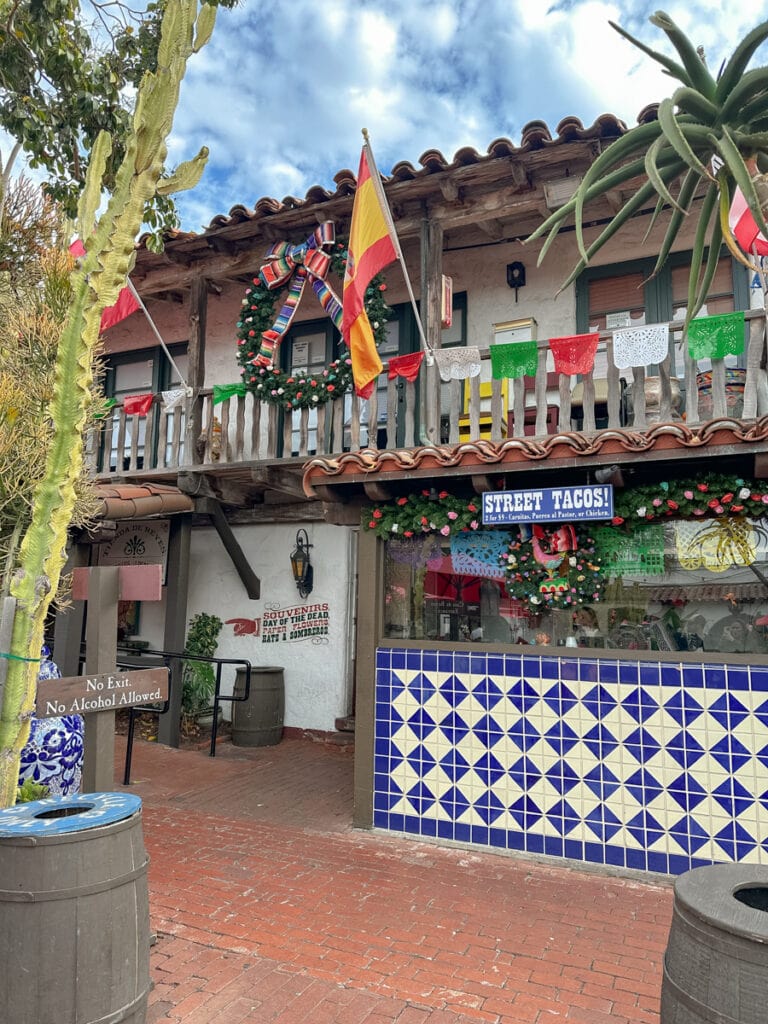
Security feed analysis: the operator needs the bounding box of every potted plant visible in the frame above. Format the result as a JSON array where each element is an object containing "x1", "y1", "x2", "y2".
[{"x1": 181, "y1": 612, "x2": 223, "y2": 728}]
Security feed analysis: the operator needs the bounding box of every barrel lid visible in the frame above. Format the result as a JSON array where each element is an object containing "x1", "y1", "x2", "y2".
[
  {"x1": 0, "y1": 792, "x2": 142, "y2": 837},
  {"x1": 674, "y1": 864, "x2": 768, "y2": 942}
]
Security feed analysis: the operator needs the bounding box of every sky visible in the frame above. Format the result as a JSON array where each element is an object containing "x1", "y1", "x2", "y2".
[{"x1": 7, "y1": 0, "x2": 767, "y2": 232}]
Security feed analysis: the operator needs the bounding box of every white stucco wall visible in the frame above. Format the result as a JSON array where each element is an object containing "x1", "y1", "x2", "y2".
[{"x1": 131, "y1": 520, "x2": 356, "y2": 732}]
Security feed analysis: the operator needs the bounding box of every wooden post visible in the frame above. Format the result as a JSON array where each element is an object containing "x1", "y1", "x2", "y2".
[
  {"x1": 353, "y1": 529, "x2": 382, "y2": 829},
  {"x1": 184, "y1": 276, "x2": 208, "y2": 464},
  {"x1": 82, "y1": 567, "x2": 119, "y2": 792},
  {"x1": 157, "y1": 514, "x2": 191, "y2": 747},
  {"x1": 421, "y1": 217, "x2": 443, "y2": 445}
]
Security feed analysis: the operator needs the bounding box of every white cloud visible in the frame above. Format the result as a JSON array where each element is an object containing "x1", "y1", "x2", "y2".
[{"x1": 35, "y1": 0, "x2": 759, "y2": 232}]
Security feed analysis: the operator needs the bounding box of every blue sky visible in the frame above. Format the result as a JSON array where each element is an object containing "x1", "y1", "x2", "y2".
[
  {"x1": 164, "y1": 0, "x2": 764, "y2": 232},
  {"x1": 6, "y1": 0, "x2": 765, "y2": 233}
]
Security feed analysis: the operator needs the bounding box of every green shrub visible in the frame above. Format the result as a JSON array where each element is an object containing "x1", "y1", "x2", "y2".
[{"x1": 181, "y1": 612, "x2": 223, "y2": 717}]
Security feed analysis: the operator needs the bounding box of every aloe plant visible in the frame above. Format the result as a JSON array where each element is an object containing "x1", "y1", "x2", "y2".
[
  {"x1": 528, "y1": 12, "x2": 768, "y2": 325},
  {"x1": 0, "y1": 0, "x2": 216, "y2": 808}
]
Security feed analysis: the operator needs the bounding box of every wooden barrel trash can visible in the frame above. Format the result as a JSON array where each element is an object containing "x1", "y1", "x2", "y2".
[
  {"x1": 0, "y1": 791, "x2": 150, "y2": 1024},
  {"x1": 661, "y1": 863, "x2": 768, "y2": 1024},
  {"x1": 232, "y1": 666, "x2": 285, "y2": 747}
]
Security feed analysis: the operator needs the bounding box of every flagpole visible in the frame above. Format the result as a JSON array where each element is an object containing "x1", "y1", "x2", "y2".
[
  {"x1": 361, "y1": 129, "x2": 434, "y2": 363},
  {"x1": 126, "y1": 278, "x2": 190, "y2": 391}
]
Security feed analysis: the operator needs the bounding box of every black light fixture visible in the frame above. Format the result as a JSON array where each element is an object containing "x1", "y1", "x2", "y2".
[
  {"x1": 506, "y1": 261, "x2": 526, "y2": 302},
  {"x1": 290, "y1": 529, "x2": 313, "y2": 598}
]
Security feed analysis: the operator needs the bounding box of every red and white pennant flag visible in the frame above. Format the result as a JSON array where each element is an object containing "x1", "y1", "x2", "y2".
[
  {"x1": 68, "y1": 240, "x2": 140, "y2": 330},
  {"x1": 729, "y1": 188, "x2": 768, "y2": 258}
]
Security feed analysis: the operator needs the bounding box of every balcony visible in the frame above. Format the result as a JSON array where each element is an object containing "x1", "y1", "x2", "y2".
[{"x1": 88, "y1": 309, "x2": 768, "y2": 506}]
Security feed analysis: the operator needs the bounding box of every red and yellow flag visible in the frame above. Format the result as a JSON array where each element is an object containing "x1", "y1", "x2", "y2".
[{"x1": 342, "y1": 143, "x2": 398, "y2": 398}]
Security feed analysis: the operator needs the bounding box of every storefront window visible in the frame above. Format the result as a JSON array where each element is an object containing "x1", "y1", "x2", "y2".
[{"x1": 382, "y1": 517, "x2": 768, "y2": 655}]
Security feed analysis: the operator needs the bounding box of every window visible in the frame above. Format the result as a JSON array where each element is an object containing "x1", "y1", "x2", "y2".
[
  {"x1": 576, "y1": 252, "x2": 749, "y2": 377},
  {"x1": 104, "y1": 343, "x2": 187, "y2": 470},
  {"x1": 382, "y1": 514, "x2": 768, "y2": 656}
]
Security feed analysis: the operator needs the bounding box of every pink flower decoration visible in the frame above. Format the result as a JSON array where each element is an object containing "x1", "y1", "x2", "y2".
[
  {"x1": 470, "y1": 520, "x2": 479, "y2": 530},
  {"x1": 652, "y1": 498, "x2": 662, "y2": 507},
  {"x1": 447, "y1": 511, "x2": 458, "y2": 520},
  {"x1": 440, "y1": 525, "x2": 451, "y2": 536},
  {"x1": 684, "y1": 490, "x2": 694, "y2": 500}
]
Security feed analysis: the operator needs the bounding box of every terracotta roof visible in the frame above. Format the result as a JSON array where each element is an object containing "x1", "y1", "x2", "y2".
[
  {"x1": 94, "y1": 483, "x2": 194, "y2": 520},
  {"x1": 302, "y1": 417, "x2": 768, "y2": 497},
  {"x1": 136, "y1": 110, "x2": 655, "y2": 252}
]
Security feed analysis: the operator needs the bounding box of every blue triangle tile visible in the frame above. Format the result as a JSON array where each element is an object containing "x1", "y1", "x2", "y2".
[
  {"x1": 473, "y1": 713, "x2": 505, "y2": 748},
  {"x1": 406, "y1": 707, "x2": 437, "y2": 740},
  {"x1": 624, "y1": 767, "x2": 663, "y2": 805},
  {"x1": 712, "y1": 778, "x2": 755, "y2": 818},
  {"x1": 509, "y1": 795, "x2": 542, "y2": 829},
  {"x1": 509, "y1": 756, "x2": 541, "y2": 784},
  {"x1": 438, "y1": 785, "x2": 470, "y2": 820},
  {"x1": 472, "y1": 752, "x2": 507, "y2": 787},
  {"x1": 545, "y1": 759, "x2": 581, "y2": 794},
  {"x1": 625, "y1": 727, "x2": 662, "y2": 759},
  {"x1": 472, "y1": 790, "x2": 506, "y2": 825},
  {"x1": 389, "y1": 671, "x2": 408, "y2": 695},
  {"x1": 438, "y1": 675, "x2": 470, "y2": 706},
  {"x1": 438, "y1": 749, "x2": 471, "y2": 782},
  {"x1": 714, "y1": 822, "x2": 758, "y2": 862},
  {"x1": 709, "y1": 735, "x2": 752, "y2": 774},
  {"x1": 709, "y1": 693, "x2": 750, "y2": 729},
  {"x1": 666, "y1": 733, "x2": 704, "y2": 769},
  {"x1": 663, "y1": 690, "x2": 704, "y2": 727},
  {"x1": 405, "y1": 744, "x2": 437, "y2": 774},
  {"x1": 407, "y1": 672, "x2": 436, "y2": 705},
  {"x1": 626, "y1": 809, "x2": 665, "y2": 848},
  {"x1": 543, "y1": 681, "x2": 579, "y2": 712},
  {"x1": 507, "y1": 678, "x2": 540, "y2": 713},
  {"x1": 374, "y1": 780, "x2": 403, "y2": 812},
  {"x1": 543, "y1": 721, "x2": 580, "y2": 757},
  {"x1": 545, "y1": 799, "x2": 581, "y2": 836},
  {"x1": 583, "y1": 722, "x2": 619, "y2": 759},
  {"x1": 438, "y1": 710, "x2": 469, "y2": 744},
  {"x1": 584, "y1": 805, "x2": 622, "y2": 842},
  {"x1": 406, "y1": 780, "x2": 436, "y2": 814},
  {"x1": 583, "y1": 765, "x2": 622, "y2": 801},
  {"x1": 622, "y1": 687, "x2": 660, "y2": 724},
  {"x1": 583, "y1": 685, "x2": 617, "y2": 713},
  {"x1": 472, "y1": 677, "x2": 504, "y2": 710},
  {"x1": 668, "y1": 773, "x2": 707, "y2": 812},
  {"x1": 507, "y1": 718, "x2": 542, "y2": 752},
  {"x1": 669, "y1": 815, "x2": 710, "y2": 854}
]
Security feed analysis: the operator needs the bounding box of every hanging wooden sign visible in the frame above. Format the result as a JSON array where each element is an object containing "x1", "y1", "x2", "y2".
[{"x1": 36, "y1": 667, "x2": 168, "y2": 718}]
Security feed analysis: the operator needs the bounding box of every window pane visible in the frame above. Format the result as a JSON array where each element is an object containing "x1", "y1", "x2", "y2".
[{"x1": 382, "y1": 517, "x2": 768, "y2": 654}]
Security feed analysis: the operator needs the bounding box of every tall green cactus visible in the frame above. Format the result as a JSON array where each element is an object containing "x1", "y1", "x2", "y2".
[{"x1": 0, "y1": 0, "x2": 216, "y2": 808}]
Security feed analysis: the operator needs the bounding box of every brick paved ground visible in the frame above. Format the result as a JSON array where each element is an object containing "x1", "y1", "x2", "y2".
[{"x1": 119, "y1": 736, "x2": 673, "y2": 1024}]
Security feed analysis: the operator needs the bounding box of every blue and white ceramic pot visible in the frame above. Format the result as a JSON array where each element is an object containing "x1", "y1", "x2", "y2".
[{"x1": 18, "y1": 646, "x2": 84, "y2": 796}]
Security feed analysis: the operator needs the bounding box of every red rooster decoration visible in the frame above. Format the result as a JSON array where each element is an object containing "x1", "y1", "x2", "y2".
[{"x1": 530, "y1": 523, "x2": 577, "y2": 594}]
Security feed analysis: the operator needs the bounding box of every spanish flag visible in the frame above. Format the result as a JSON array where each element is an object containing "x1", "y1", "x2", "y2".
[{"x1": 342, "y1": 140, "x2": 399, "y2": 398}]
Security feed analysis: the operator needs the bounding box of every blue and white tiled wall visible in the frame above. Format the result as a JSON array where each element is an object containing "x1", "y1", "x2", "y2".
[{"x1": 373, "y1": 648, "x2": 768, "y2": 874}]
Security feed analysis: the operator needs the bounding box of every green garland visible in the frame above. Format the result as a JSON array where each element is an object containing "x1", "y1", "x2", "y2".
[
  {"x1": 611, "y1": 475, "x2": 768, "y2": 524},
  {"x1": 363, "y1": 490, "x2": 481, "y2": 537},
  {"x1": 500, "y1": 524, "x2": 604, "y2": 610},
  {"x1": 235, "y1": 244, "x2": 392, "y2": 410}
]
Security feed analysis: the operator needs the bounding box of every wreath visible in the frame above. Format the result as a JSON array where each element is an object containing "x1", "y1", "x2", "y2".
[
  {"x1": 235, "y1": 243, "x2": 391, "y2": 410},
  {"x1": 500, "y1": 523, "x2": 604, "y2": 611}
]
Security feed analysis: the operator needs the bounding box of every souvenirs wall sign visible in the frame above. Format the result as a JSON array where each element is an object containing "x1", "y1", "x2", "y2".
[{"x1": 482, "y1": 485, "x2": 614, "y2": 525}]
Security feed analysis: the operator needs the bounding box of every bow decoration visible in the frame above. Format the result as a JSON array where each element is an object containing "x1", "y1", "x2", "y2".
[{"x1": 254, "y1": 222, "x2": 343, "y2": 366}]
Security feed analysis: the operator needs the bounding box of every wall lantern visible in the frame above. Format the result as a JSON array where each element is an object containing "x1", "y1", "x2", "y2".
[{"x1": 290, "y1": 529, "x2": 313, "y2": 598}]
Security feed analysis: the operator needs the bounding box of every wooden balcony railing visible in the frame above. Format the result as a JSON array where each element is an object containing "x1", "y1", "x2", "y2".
[{"x1": 89, "y1": 308, "x2": 768, "y2": 478}]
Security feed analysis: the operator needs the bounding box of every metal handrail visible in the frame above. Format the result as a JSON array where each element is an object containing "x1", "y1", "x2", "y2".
[{"x1": 113, "y1": 644, "x2": 252, "y2": 780}]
